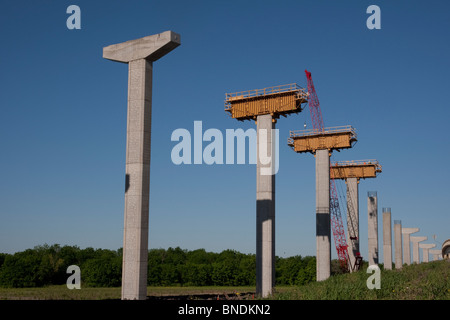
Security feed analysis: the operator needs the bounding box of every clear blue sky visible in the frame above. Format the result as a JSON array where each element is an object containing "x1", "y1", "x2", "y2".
[{"x1": 1, "y1": 1, "x2": 449, "y2": 262}]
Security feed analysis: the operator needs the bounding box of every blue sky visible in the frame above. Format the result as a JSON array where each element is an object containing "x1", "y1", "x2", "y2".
[{"x1": 0, "y1": 1, "x2": 449, "y2": 262}]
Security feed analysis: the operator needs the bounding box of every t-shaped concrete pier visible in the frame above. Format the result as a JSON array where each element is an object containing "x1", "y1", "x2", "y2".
[
  {"x1": 419, "y1": 243, "x2": 436, "y2": 263},
  {"x1": 401, "y1": 228, "x2": 419, "y2": 265},
  {"x1": 329, "y1": 160, "x2": 382, "y2": 271},
  {"x1": 103, "y1": 31, "x2": 180, "y2": 300},
  {"x1": 410, "y1": 236, "x2": 427, "y2": 264},
  {"x1": 226, "y1": 83, "x2": 307, "y2": 297},
  {"x1": 430, "y1": 249, "x2": 442, "y2": 261}
]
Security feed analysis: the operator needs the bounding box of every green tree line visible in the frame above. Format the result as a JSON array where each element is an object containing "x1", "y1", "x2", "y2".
[{"x1": 0, "y1": 244, "x2": 316, "y2": 288}]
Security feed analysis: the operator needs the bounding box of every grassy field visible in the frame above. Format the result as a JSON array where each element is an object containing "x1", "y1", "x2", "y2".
[
  {"x1": 0, "y1": 285, "x2": 255, "y2": 300},
  {"x1": 0, "y1": 260, "x2": 448, "y2": 300},
  {"x1": 272, "y1": 260, "x2": 450, "y2": 300}
]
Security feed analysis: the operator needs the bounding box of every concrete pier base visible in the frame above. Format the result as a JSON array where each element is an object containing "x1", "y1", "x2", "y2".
[
  {"x1": 316, "y1": 149, "x2": 331, "y2": 281},
  {"x1": 419, "y1": 243, "x2": 436, "y2": 263},
  {"x1": 402, "y1": 228, "x2": 419, "y2": 265},
  {"x1": 367, "y1": 192, "x2": 378, "y2": 265},
  {"x1": 382, "y1": 209, "x2": 392, "y2": 270},
  {"x1": 256, "y1": 114, "x2": 275, "y2": 297},
  {"x1": 394, "y1": 220, "x2": 403, "y2": 269},
  {"x1": 346, "y1": 178, "x2": 359, "y2": 272},
  {"x1": 411, "y1": 236, "x2": 427, "y2": 264},
  {"x1": 103, "y1": 31, "x2": 180, "y2": 300}
]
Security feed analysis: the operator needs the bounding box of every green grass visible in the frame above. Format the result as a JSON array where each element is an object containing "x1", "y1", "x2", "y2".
[
  {"x1": 0, "y1": 261, "x2": 448, "y2": 300},
  {"x1": 272, "y1": 260, "x2": 450, "y2": 300},
  {"x1": 0, "y1": 285, "x2": 121, "y2": 300},
  {"x1": 0, "y1": 285, "x2": 255, "y2": 300}
]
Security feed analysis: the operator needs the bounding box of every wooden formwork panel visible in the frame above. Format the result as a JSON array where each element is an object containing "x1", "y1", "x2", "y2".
[
  {"x1": 292, "y1": 132, "x2": 355, "y2": 153},
  {"x1": 330, "y1": 165, "x2": 378, "y2": 179},
  {"x1": 227, "y1": 92, "x2": 302, "y2": 120}
]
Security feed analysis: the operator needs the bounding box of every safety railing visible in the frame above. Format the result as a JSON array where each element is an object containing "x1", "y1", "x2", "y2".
[
  {"x1": 225, "y1": 83, "x2": 307, "y2": 109},
  {"x1": 331, "y1": 159, "x2": 380, "y2": 167},
  {"x1": 289, "y1": 125, "x2": 357, "y2": 139}
]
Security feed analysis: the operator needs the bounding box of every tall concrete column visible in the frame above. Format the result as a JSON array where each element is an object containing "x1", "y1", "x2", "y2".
[
  {"x1": 401, "y1": 228, "x2": 419, "y2": 265},
  {"x1": 419, "y1": 243, "x2": 436, "y2": 263},
  {"x1": 382, "y1": 208, "x2": 392, "y2": 270},
  {"x1": 367, "y1": 192, "x2": 378, "y2": 265},
  {"x1": 256, "y1": 114, "x2": 275, "y2": 297},
  {"x1": 394, "y1": 220, "x2": 402, "y2": 269},
  {"x1": 316, "y1": 149, "x2": 331, "y2": 281},
  {"x1": 430, "y1": 249, "x2": 442, "y2": 261},
  {"x1": 411, "y1": 236, "x2": 427, "y2": 264},
  {"x1": 103, "y1": 31, "x2": 180, "y2": 300},
  {"x1": 346, "y1": 178, "x2": 359, "y2": 272}
]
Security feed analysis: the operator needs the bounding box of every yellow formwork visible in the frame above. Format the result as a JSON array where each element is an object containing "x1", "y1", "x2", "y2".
[
  {"x1": 288, "y1": 126, "x2": 357, "y2": 154},
  {"x1": 330, "y1": 160, "x2": 382, "y2": 180},
  {"x1": 225, "y1": 83, "x2": 308, "y2": 121}
]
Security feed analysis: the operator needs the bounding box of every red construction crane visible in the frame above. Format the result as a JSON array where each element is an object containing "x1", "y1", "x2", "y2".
[{"x1": 305, "y1": 69, "x2": 351, "y2": 272}]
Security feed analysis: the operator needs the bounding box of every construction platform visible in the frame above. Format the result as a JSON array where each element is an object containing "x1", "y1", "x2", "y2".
[
  {"x1": 287, "y1": 125, "x2": 357, "y2": 154},
  {"x1": 330, "y1": 160, "x2": 382, "y2": 180},
  {"x1": 225, "y1": 83, "x2": 308, "y2": 121}
]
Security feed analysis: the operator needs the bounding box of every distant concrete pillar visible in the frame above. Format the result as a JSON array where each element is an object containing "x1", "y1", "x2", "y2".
[
  {"x1": 430, "y1": 249, "x2": 442, "y2": 261},
  {"x1": 411, "y1": 236, "x2": 427, "y2": 264},
  {"x1": 401, "y1": 228, "x2": 419, "y2": 265},
  {"x1": 316, "y1": 149, "x2": 331, "y2": 281},
  {"x1": 419, "y1": 243, "x2": 436, "y2": 263},
  {"x1": 382, "y1": 208, "x2": 392, "y2": 270},
  {"x1": 256, "y1": 114, "x2": 276, "y2": 297},
  {"x1": 103, "y1": 31, "x2": 181, "y2": 300},
  {"x1": 367, "y1": 192, "x2": 378, "y2": 265},
  {"x1": 346, "y1": 178, "x2": 359, "y2": 272},
  {"x1": 394, "y1": 220, "x2": 402, "y2": 269}
]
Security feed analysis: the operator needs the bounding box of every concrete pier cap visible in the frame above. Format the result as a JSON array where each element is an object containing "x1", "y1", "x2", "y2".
[
  {"x1": 103, "y1": 31, "x2": 181, "y2": 63},
  {"x1": 419, "y1": 243, "x2": 436, "y2": 262}
]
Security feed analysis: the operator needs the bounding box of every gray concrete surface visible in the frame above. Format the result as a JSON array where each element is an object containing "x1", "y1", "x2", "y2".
[
  {"x1": 367, "y1": 192, "x2": 378, "y2": 265},
  {"x1": 316, "y1": 149, "x2": 331, "y2": 281},
  {"x1": 346, "y1": 178, "x2": 359, "y2": 272},
  {"x1": 256, "y1": 114, "x2": 275, "y2": 298},
  {"x1": 382, "y1": 210, "x2": 392, "y2": 270},
  {"x1": 394, "y1": 221, "x2": 403, "y2": 269}
]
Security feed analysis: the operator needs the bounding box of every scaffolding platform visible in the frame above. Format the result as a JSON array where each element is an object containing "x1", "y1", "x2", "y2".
[
  {"x1": 287, "y1": 125, "x2": 357, "y2": 154},
  {"x1": 225, "y1": 83, "x2": 308, "y2": 121},
  {"x1": 330, "y1": 160, "x2": 382, "y2": 180}
]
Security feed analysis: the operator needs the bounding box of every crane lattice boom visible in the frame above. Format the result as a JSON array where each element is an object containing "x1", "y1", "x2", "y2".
[{"x1": 305, "y1": 69, "x2": 351, "y2": 272}]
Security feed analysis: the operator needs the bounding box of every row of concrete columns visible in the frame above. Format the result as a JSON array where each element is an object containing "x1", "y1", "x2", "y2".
[{"x1": 379, "y1": 208, "x2": 441, "y2": 270}]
